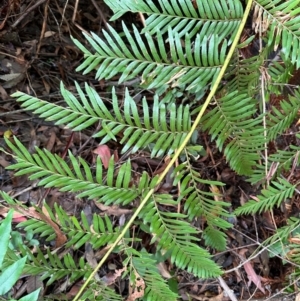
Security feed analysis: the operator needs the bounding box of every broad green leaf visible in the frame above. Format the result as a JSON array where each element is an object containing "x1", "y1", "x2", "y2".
[
  {"x1": 0, "y1": 209, "x2": 13, "y2": 266},
  {"x1": 18, "y1": 288, "x2": 41, "y2": 301},
  {"x1": 0, "y1": 256, "x2": 27, "y2": 294}
]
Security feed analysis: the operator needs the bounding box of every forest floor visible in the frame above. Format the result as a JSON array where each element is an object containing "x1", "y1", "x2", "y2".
[{"x1": 0, "y1": 1, "x2": 300, "y2": 301}]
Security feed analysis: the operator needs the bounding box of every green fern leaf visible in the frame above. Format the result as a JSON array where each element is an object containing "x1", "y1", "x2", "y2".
[
  {"x1": 247, "y1": 137, "x2": 300, "y2": 185},
  {"x1": 267, "y1": 55, "x2": 294, "y2": 95},
  {"x1": 4, "y1": 137, "x2": 141, "y2": 205},
  {"x1": 225, "y1": 52, "x2": 263, "y2": 97},
  {"x1": 104, "y1": 0, "x2": 243, "y2": 40},
  {"x1": 172, "y1": 161, "x2": 231, "y2": 250},
  {"x1": 55, "y1": 204, "x2": 122, "y2": 249},
  {"x1": 81, "y1": 280, "x2": 123, "y2": 301},
  {"x1": 234, "y1": 178, "x2": 296, "y2": 215},
  {"x1": 202, "y1": 91, "x2": 265, "y2": 175},
  {"x1": 173, "y1": 162, "x2": 232, "y2": 226},
  {"x1": 129, "y1": 249, "x2": 178, "y2": 301},
  {"x1": 203, "y1": 226, "x2": 227, "y2": 251},
  {"x1": 255, "y1": 0, "x2": 300, "y2": 68},
  {"x1": 72, "y1": 23, "x2": 228, "y2": 93},
  {"x1": 4, "y1": 245, "x2": 90, "y2": 286},
  {"x1": 140, "y1": 194, "x2": 222, "y2": 278},
  {"x1": 266, "y1": 94, "x2": 300, "y2": 141},
  {"x1": 11, "y1": 82, "x2": 191, "y2": 157}
]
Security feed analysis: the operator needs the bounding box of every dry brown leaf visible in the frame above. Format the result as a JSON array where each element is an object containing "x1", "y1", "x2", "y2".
[
  {"x1": 126, "y1": 271, "x2": 145, "y2": 301},
  {"x1": 26, "y1": 275, "x2": 44, "y2": 295},
  {"x1": 93, "y1": 202, "x2": 132, "y2": 216},
  {"x1": 289, "y1": 236, "x2": 300, "y2": 244},
  {"x1": 239, "y1": 249, "x2": 265, "y2": 294},
  {"x1": 157, "y1": 262, "x2": 172, "y2": 279},
  {"x1": 250, "y1": 195, "x2": 260, "y2": 202},
  {"x1": 0, "y1": 85, "x2": 8, "y2": 100},
  {"x1": 208, "y1": 292, "x2": 224, "y2": 301},
  {"x1": 186, "y1": 294, "x2": 203, "y2": 300},
  {"x1": 44, "y1": 31, "x2": 56, "y2": 38},
  {"x1": 0, "y1": 13, "x2": 8, "y2": 30},
  {"x1": 101, "y1": 268, "x2": 125, "y2": 286},
  {"x1": 93, "y1": 145, "x2": 111, "y2": 169},
  {"x1": 0, "y1": 206, "x2": 8, "y2": 216},
  {"x1": 85, "y1": 244, "x2": 100, "y2": 282},
  {"x1": 66, "y1": 281, "x2": 84, "y2": 299},
  {"x1": 41, "y1": 77, "x2": 51, "y2": 94},
  {"x1": 1, "y1": 209, "x2": 27, "y2": 223},
  {"x1": 45, "y1": 130, "x2": 56, "y2": 151},
  {"x1": 0, "y1": 155, "x2": 11, "y2": 167}
]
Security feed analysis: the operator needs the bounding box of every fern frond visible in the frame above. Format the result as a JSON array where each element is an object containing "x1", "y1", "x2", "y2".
[
  {"x1": 0, "y1": 195, "x2": 126, "y2": 299},
  {"x1": 11, "y1": 82, "x2": 191, "y2": 157},
  {"x1": 139, "y1": 193, "x2": 222, "y2": 278},
  {"x1": 287, "y1": 245, "x2": 300, "y2": 274},
  {"x1": 234, "y1": 178, "x2": 296, "y2": 215},
  {"x1": 5, "y1": 244, "x2": 120, "y2": 300},
  {"x1": 172, "y1": 160, "x2": 231, "y2": 250},
  {"x1": 128, "y1": 249, "x2": 178, "y2": 301},
  {"x1": 254, "y1": 0, "x2": 300, "y2": 68},
  {"x1": 237, "y1": 218, "x2": 300, "y2": 284},
  {"x1": 265, "y1": 217, "x2": 300, "y2": 246},
  {"x1": 4, "y1": 245, "x2": 91, "y2": 285},
  {"x1": 104, "y1": 0, "x2": 243, "y2": 40},
  {"x1": 4, "y1": 137, "x2": 143, "y2": 205},
  {"x1": 225, "y1": 46, "x2": 293, "y2": 98},
  {"x1": 80, "y1": 280, "x2": 123, "y2": 301},
  {"x1": 54, "y1": 204, "x2": 122, "y2": 249},
  {"x1": 202, "y1": 226, "x2": 228, "y2": 251},
  {"x1": 201, "y1": 91, "x2": 265, "y2": 175},
  {"x1": 271, "y1": 144, "x2": 300, "y2": 170},
  {"x1": 225, "y1": 52, "x2": 264, "y2": 96},
  {"x1": 248, "y1": 133, "x2": 300, "y2": 184},
  {"x1": 267, "y1": 55, "x2": 294, "y2": 95},
  {"x1": 17, "y1": 218, "x2": 55, "y2": 242},
  {"x1": 261, "y1": 217, "x2": 300, "y2": 272},
  {"x1": 72, "y1": 23, "x2": 228, "y2": 93},
  {"x1": 266, "y1": 95, "x2": 300, "y2": 142},
  {"x1": 0, "y1": 193, "x2": 57, "y2": 243}
]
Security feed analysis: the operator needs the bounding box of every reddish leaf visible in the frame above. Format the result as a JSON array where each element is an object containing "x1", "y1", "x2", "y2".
[
  {"x1": 239, "y1": 249, "x2": 265, "y2": 294},
  {"x1": 12, "y1": 216, "x2": 27, "y2": 223},
  {"x1": 126, "y1": 271, "x2": 145, "y2": 301},
  {"x1": 93, "y1": 145, "x2": 111, "y2": 169},
  {"x1": 243, "y1": 260, "x2": 265, "y2": 294},
  {"x1": 1, "y1": 211, "x2": 27, "y2": 223}
]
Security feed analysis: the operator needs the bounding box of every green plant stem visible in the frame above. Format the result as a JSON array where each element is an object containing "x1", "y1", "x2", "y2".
[{"x1": 73, "y1": 1, "x2": 253, "y2": 300}]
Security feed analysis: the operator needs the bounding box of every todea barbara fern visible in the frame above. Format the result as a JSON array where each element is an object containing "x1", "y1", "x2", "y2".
[{"x1": 3, "y1": 0, "x2": 300, "y2": 299}]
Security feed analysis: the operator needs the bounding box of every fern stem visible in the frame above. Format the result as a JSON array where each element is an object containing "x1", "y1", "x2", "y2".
[{"x1": 73, "y1": 1, "x2": 254, "y2": 299}]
